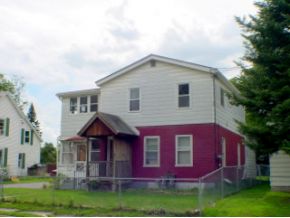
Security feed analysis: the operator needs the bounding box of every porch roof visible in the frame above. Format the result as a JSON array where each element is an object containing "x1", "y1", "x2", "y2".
[
  {"x1": 63, "y1": 135, "x2": 86, "y2": 141},
  {"x1": 78, "y1": 112, "x2": 139, "y2": 137}
]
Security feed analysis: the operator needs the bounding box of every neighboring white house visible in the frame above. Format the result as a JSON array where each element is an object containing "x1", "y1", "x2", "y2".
[
  {"x1": 270, "y1": 150, "x2": 290, "y2": 191},
  {"x1": 0, "y1": 91, "x2": 42, "y2": 176}
]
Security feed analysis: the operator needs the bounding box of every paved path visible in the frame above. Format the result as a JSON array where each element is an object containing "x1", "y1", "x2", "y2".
[{"x1": 3, "y1": 182, "x2": 49, "y2": 189}]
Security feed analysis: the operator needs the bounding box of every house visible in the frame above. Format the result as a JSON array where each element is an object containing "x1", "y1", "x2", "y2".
[
  {"x1": 56, "y1": 54, "x2": 255, "y2": 185},
  {"x1": 0, "y1": 92, "x2": 41, "y2": 176},
  {"x1": 270, "y1": 150, "x2": 290, "y2": 191}
]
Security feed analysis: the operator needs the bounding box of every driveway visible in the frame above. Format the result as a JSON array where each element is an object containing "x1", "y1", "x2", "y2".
[{"x1": 3, "y1": 182, "x2": 49, "y2": 189}]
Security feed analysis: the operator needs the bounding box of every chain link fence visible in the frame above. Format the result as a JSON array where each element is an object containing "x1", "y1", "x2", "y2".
[{"x1": 0, "y1": 165, "x2": 269, "y2": 215}]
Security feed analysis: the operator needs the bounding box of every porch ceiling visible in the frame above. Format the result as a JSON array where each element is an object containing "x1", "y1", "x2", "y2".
[{"x1": 78, "y1": 112, "x2": 139, "y2": 137}]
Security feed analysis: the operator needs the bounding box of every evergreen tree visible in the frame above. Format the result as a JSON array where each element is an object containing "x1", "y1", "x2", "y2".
[
  {"x1": 27, "y1": 103, "x2": 42, "y2": 137},
  {"x1": 232, "y1": 0, "x2": 290, "y2": 154}
]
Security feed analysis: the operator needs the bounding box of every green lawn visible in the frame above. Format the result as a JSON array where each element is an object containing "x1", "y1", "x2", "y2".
[
  {"x1": 1, "y1": 188, "x2": 199, "y2": 216},
  {"x1": 203, "y1": 184, "x2": 290, "y2": 217},
  {"x1": 1, "y1": 176, "x2": 52, "y2": 184}
]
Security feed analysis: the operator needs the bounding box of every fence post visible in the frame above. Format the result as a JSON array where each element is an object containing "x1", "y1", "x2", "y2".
[
  {"x1": 221, "y1": 167, "x2": 224, "y2": 198},
  {"x1": 0, "y1": 176, "x2": 3, "y2": 202},
  {"x1": 118, "y1": 179, "x2": 122, "y2": 208},
  {"x1": 198, "y1": 178, "x2": 203, "y2": 216},
  {"x1": 236, "y1": 166, "x2": 240, "y2": 192}
]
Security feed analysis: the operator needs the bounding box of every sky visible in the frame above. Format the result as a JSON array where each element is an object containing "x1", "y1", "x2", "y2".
[{"x1": 0, "y1": 0, "x2": 258, "y2": 145}]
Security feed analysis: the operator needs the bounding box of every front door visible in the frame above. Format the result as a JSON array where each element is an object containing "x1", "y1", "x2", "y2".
[{"x1": 75, "y1": 144, "x2": 86, "y2": 176}]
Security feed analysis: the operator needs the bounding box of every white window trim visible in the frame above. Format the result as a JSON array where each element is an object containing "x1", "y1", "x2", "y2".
[
  {"x1": 79, "y1": 96, "x2": 88, "y2": 113},
  {"x1": 69, "y1": 97, "x2": 78, "y2": 115},
  {"x1": 61, "y1": 142, "x2": 74, "y2": 165},
  {"x1": 143, "y1": 136, "x2": 160, "y2": 167},
  {"x1": 177, "y1": 83, "x2": 191, "y2": 109},
  {"x1": 89, "y1": 95, "x2": 98, "y2": 113},
  {"x1": 175, "y1": 135, "x2": 193, "y2": 167},
  {"x1": 128, "y1": 87, "x2": 141, "y2": 112}
]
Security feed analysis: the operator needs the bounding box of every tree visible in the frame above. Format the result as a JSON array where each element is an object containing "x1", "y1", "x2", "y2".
[
  {"x1": 232, "y1": 0, "x2": 290, "y2": 155},
  {"x1": 41, "y1": 142, "x2": 56, "y2": 164},
  {"x1": 0, "y1": 73, "x2": 27, "y2": 110},
  {"x1": 27, "y1": 103, "x2": 42, "y2": 136}
]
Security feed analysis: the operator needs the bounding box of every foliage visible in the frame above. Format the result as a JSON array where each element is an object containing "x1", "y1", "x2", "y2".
[
  {"x1": 0, "y1": 73, "x2": 27, "y2": 110},
  {"x1": 232, "y1": 0, "x2": 290, "y2": 154},
  {"x1": 203, "y1": 184, "x2": 290, "y2": 216},
  {"x1": 27, "y1": 103, "x2": 42, "y2": 136},
  {"x1": 41, "y1": 143, "x2": 56, "y2": 164}
]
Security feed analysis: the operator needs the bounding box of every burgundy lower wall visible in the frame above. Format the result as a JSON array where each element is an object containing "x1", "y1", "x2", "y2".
[{"x1": 131, "y1": 123, "x2": 244, "y2": 179}]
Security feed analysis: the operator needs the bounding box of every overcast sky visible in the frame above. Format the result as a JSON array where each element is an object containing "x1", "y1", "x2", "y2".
[{"x1": 0, "y1": 0, "x2": 257, "y2": 145}]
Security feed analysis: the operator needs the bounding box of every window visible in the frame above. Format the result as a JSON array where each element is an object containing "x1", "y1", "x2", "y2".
[
  {"x1": 220, "y1": 88, "x2": 225, "y2": 107},
  {"x1": 80, "y1": 96, "x2": 88, "y2": 113},
  {"x1": 90, "y1": 95, "x2": 98, "y2": 112},
  {"x1": 18, "y1": 153, "x2": 25, "y2": 169},
  {"x1": 90, "y1": 140, "x2": 100, "y2": 161},
  {"x1": 129, "y1": 88, "x2": 140, "y2": 111},
  {"x1": 178, "y1": 83, "x2": 190, "y2": 108},
  {"x1": 77, "y1": 144, "x2": 86, "y2": 161},
  {"x1": 24, "y1": 130, "x2": 30, "y2": 143},
  {"x1": 144, "y1": 136, "x2": 160, "y2": 167},
  {"x1": 0, "y1": 119, "x2": 4, "y2": 135},
  {"x1": 70, "y1": 97, "x2": 78, "y2": 114},
  {"x1": 62, "y1": 143, "x2": 74, "y2": 164},
  {"x1": 176, "y1": 135, "x2": 193, "y2": 166}
]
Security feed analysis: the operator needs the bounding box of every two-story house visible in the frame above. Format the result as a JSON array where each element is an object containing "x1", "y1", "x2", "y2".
[
  {"x1": 0, "y1": 92, "x2": 41, "y2": 176},
  {"x1": 56, "y1": 54, "x2": 255, "y2": 184}
]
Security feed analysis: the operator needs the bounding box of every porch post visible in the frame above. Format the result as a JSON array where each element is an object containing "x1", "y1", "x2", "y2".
[{"x1": 86, "y1": 138, "x2": 90, "y2": 178}]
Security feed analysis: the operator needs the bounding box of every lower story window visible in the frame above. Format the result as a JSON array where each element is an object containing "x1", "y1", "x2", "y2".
[
  {"x1": 62, "y1": 143, "x2": 74, "y2": 164},
  {"x1": 176, "y1": 135, "x2": 193, "y2": 166},
  {"x1": 144, "y1": 136, "x2": 160, "y2": 167},
  {"x1": 18, "y1": 153, "x2": 25, "y2": 169}
]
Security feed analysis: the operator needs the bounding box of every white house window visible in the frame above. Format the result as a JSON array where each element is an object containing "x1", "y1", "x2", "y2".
[
  {"x1": 178, "y1": 83, "x2": 190, "y2": 108},
  {"x1": 62, "y1": 143, "x2": 74, "y2": 164},
  {"x1": 70, "y1": 97, "x2": 78, "y2": 114},
  {"x1": 144, "y1": 136, "x2": 160, "y2": 167},
  {"x1": 220, "y1": 88, "x2": 225, "y2": 107},
  {"x1": 90, "y1": 95, "x2": 98, "y2": 112},
  {"x1": 80, "y1": 96, "x2": 88, "y2": 113},
  {"x1": 18, "y1": 153, "x2": 25, "y2": 169},
  {"x1": 0, "y1": 119, "x2": 4, "y2": 135},
  {"x1": 176, "y1": 135, "x2": 193, "y2": 166},
  {"x1": 90, "y1": 140, "x2": 100, "y2": 161},
  {"x1": 129, "y1": 88, "x2": 140, "y2": 111},
  {"x1": 24, "y1": 130, "x2": 30, "y2": 143}
]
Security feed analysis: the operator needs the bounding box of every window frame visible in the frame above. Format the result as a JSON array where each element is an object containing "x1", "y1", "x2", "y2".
[
  {"x1": 0, "y1": 119, "x2": 4, "y2": 135},
  {"x1": 79, "y1": 96, "x2": 88, "y2": 113},
  {"x1": 18, "y1": 153, "x2": 25, "y2": 169},
  {"x1": 69, "y1": 97, "x2": 78, "y2": 114},
  {"x1": 129, "y1": 87, "x2": 141, "y2": 112},
  {"x1": 90, "y1": 95, "x2": 98, "y2": 112},
  {"x1": 24, "y1": 130, "x2": 30, "y2": 144},
  {"x1": 175, "y1": 135, "x2": 193, "y2": 167},
  {"x1": 61, "y1": 142, "x2": 74, "y2": 165},
  {"x1": 177, "y1": 83, "x2": 191, "y2": 108},
  {"x1": 90, "y1": 139, "x2": 101, "y2": 162},
  {"x1": 143, "y1": 136, "x2": 160, "y2": 167}
]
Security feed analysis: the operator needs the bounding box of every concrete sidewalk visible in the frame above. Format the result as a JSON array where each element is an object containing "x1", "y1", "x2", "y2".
[{"x1": 3, "y1": 182, "x2": 49, "y2": 189}]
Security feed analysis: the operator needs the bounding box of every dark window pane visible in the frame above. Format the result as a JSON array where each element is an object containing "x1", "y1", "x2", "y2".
[
  {"x1": 179, "y1": 96, "x2": 189, "y2": 107},
  {"x1": 130, "y1": 100, "x2": 140, "y2": 111},
  {"x1": 91, "y1": 140, "x2": 100, "y2": 151},
  {"x1": 220, "y1": 88, "x2": 225, "y2": 106},
  {"x1": 90, "y1": 104, "x2": 98, "y2": 112},
  {"x1": 80, "y1": 96, "x2": 87, "y2": 104},
  {"x1": 179, "y1": 84, "x2": 189, "y2": 95},
  {"x1": 90, "y1": 95, "x2": 98, "y2": 103}
]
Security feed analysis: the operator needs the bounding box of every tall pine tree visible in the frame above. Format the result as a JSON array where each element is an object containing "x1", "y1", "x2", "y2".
[
  {"x1": 232, "y1": 0, "x2": 290, "y2": 155},
  {"x1": 27, "y1": 103, "x2": 42, "y2": 137}
]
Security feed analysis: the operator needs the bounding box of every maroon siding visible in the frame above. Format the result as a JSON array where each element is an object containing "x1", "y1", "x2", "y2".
[{"x1": 131, "y1": 123, "x2": 244, "y2": 178}]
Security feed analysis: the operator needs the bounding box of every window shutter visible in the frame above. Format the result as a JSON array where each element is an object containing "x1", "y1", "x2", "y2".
[
  {"x1": 22, "y1": 153, "x2": 26, "y2": 169},
  {"x1": 5, "y1": 118, "x2": 10, "y2": 136},
  {"x1": 21, "y1": 128, "x2": 24, "y2": 145},
  {"x1": 30, "y1": 130, "x2": 34, "y2": 145},
  {"x1": 4, "y1": 148, "x2": 8, "y2": 167}
]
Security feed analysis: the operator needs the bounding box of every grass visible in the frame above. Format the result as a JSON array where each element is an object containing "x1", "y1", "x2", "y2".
[
  {"x1": 203, "y1": 184, "x2": 290, "y2": 217},
  {"x1": 1, "y1": 188, "x2": 199, "y2": 216},
  {"x1": 1, "y1": 176, "x2": 52, "y2": 184}
]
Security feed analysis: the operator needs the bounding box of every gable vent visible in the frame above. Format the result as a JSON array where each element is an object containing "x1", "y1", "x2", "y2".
[{"x1": 150, "y1": 60, "x2": 156, "y2": 67}]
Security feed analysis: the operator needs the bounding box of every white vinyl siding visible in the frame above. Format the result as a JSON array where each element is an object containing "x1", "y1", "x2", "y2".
[
  {"x1": 144, "y1": 136, "x2": 160, "y2": 167},
  {"x1": 175, "y1": 135, "x2": 193, "y2": 167}
]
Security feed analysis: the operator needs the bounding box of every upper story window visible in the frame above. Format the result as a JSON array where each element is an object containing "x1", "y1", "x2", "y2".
[
  {"x1": 0, "y1": 119, "x2": 4, "y2": 135},
  {"x1": 70, "y1": 97, "x2": 78, "y2": 114},
  {"x1": 144, "y1": 136, "x2": 160, "y2": 167},
  {"x1": 24, "y1": 130, "x2": 30, "y2": 143},
  {"x1": 129, "y1": 88, "x2": 140, "y2": 112},
  {"x1": 90, "y1": 95, "x2": 98, "y2": 112},
  {"x1": 220, "y1": 88, "x2": 225, "y2": 107},
  {"x1": 80, "y1": 96, "x2": 88, "y2": 113},
  {"x1": 175, "y1": 135, "x2": 193, "y2": 167},
  {"x1": 178, "y1": 83, "x2": 190, "y2": 108}
]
